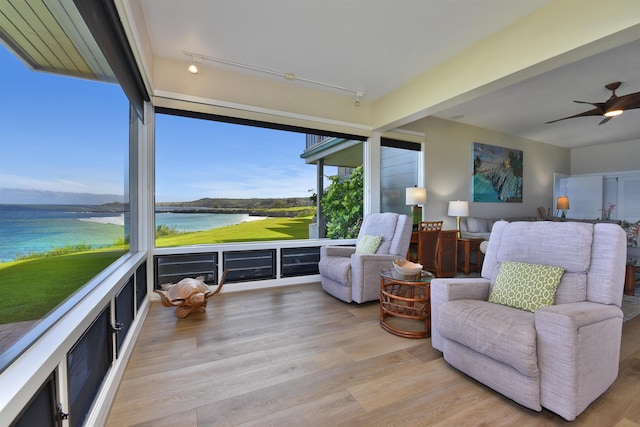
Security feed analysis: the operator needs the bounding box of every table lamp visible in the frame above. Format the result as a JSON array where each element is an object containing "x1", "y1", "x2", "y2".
[
  {"x1": 406, "y1": 186, "x2": 427, "y2": 230},
  {"x1": 448, "y1": 200, "x2": 469, "y2": 234},
  {"x1": 556, "y1": 196, "x2": 569, "y2": 218}
]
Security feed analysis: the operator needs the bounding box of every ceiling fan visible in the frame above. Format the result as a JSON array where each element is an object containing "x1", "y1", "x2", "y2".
[{"x1": 546, "y1": 82, "x2": 640, "y2": 125}]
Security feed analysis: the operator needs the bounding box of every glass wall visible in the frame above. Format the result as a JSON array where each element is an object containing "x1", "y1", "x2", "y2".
[
  {"x1": 154, "y1": 112, "x2": 318, "y2": 247},
  {"x1": 0, "y1": 45, "x2": 130, "y2": 357},
  {"x1": 380, "y1": 139, "x2": 421, "y2": 215}
]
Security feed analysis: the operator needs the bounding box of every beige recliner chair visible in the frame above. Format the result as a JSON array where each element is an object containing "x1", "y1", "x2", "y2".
[
  {"x1": 431, "y1": 220, "x2": 627, "y2": 421},
  {"x1": 318, "y1": 212, "x2": 412, "y2": 303}
]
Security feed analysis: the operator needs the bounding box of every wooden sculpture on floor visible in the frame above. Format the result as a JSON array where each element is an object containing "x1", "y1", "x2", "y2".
[{"x1": 154, "y1": 270, "x2": 227, "y2": 318}]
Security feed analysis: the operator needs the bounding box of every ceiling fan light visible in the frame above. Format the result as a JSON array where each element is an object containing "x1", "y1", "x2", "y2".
[{"x1": 604, "y1": 109, "x2": 623, "y2": 117}]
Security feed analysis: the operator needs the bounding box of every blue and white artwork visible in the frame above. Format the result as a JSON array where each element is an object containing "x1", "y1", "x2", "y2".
[{"x1": 472, "y1": 142, "x2": 523, "y2": 203}]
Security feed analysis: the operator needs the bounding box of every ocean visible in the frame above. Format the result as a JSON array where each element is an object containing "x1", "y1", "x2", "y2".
[{"x1": 0, "y1": 204, "x2": 264, "y2": 263}]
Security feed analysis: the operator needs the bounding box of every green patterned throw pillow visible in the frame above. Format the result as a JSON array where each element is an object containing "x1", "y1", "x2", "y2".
[
  {"x1": 488, "y1": 261, "x2": 565, "y2": 312},
  {"x1": 355, "y1": 235, "x2": 382, "y2": 254}
]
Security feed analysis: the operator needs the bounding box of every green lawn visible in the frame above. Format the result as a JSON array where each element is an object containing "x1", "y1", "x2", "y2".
[
  {"x1": 0, "y1": 215, "x2": 313, "y2": 324},
  {"x1": 0, "y1": 249, "x2": 126, "y2": 324},
  {"x1": 156, "y1": 215, "x2": 313, "y2": 246}
]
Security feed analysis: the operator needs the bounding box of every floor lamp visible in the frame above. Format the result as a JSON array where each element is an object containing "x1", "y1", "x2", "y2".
[
  {"x1": 448, "y1": 200, "x2": 469, "y2": 235},
  {"x1": 406, "y1": 187, "x2": 427, "y2": 231}
]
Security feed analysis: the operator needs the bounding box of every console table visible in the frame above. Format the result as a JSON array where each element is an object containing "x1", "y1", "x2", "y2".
[
  {"x1": 625, "y1": 257, "x2": 639, "y2": 296},
  {"x1": 380, "y1": 268, "x2": 434, "y2": 338},
  {"x1": 407, "y1": 231, "x2": 419, "y2": 262},
  {"x1": 457, "y1": 237, "x2": 485, "y2": 275},
  {"x1": 435, "y1": 230, "x2": 458, "y2": 277},
  {"x1": 411, "y1": 226, "x2": 457, "y2": 277}
]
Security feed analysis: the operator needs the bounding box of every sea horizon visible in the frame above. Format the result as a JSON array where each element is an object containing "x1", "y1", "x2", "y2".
[{"x1": 0, "y1": 204, "x2": 266, "y2": 263}]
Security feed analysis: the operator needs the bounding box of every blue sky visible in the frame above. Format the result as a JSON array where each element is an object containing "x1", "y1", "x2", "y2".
[
  {"x1": 155, "y1": 114, "x2": 320, "y2": 202},
  {"x1": 0, "y1": 45, "x2": 327, "y2": 203}
]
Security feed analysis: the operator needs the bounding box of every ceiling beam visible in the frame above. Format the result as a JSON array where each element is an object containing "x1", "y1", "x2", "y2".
[{"x1": 371, "y1": 0, "x2": 640, "y2": 132}]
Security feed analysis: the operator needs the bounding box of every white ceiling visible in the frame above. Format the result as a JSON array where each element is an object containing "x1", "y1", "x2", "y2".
[
  {"x1": 133, "y1": 0, "x2": 640, "y2": 149},
  {"x1": 432, "y1": 38, "x2": 640, "y2": 149}
]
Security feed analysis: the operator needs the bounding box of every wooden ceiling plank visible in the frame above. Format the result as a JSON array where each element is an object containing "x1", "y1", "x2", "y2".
[
  {"x1": 0, "y1": 7, "x2": 52, "y2": 69},
  {"x1": 10, "y1": 0, "x2": 72, "y2": 72},
  {"x1": 38, "y1": 1, "x2": 94, "y2": 75}
]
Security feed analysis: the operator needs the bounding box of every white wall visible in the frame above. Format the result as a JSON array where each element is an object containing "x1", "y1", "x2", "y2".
[
  {"x1": 420, "y1": 117, "x2": 570, "y2": 229},
  {"x1": 570, "y1": 139, "x2": 640, "y2": 175}
]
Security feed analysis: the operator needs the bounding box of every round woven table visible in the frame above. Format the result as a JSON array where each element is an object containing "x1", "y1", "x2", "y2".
[{"x1": 379, "y1": 268, "x2": 434, "y2": 338}]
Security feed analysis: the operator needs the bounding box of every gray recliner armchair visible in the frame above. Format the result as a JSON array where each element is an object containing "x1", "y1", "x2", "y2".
[
  {"x1": 431, "y1": 220, "x2": 627, "y2": 421},
  {"x1": 319, "y1": 212, "x2": 412, "y2": 303}
]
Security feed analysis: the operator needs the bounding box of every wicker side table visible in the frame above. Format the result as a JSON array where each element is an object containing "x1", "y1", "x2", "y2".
[{"x1": 380, "y1": 268, "x2": 434, "y2": 338}]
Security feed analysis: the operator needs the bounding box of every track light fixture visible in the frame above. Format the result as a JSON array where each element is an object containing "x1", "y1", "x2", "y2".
[
  {"x1": 354, "y1": 92, "x2": 363, "y2": 107},
  {"x1": 187, "y1": 55, "x2": 200, "y2": 74},
  {"x1": 183, "y1": 51, "x2": 366, "y2": 105}
]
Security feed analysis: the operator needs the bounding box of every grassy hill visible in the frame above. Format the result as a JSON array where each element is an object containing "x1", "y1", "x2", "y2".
[
  {"x1": 0, "y1": 214, "x2": 313, "y2": 324},
  {"x1": 157, "y1": 197, "x2": 313, "y2": 209},
  {"x1": 156, "y1": 215, "x2": 312, "y2": 246}
]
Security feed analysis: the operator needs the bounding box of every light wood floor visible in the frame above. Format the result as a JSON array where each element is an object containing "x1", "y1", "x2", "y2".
[{"x1": 107, "y1": 283, "x2": 640, "y2": 427}]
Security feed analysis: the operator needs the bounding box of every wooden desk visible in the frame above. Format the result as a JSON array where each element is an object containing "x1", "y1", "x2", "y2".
[
  {"x1": 436, "y1": 231, "x2": 458, "y2": 277},
  {"x1": 407, "y1": 231, "x2": 419, "y2": 262},
  {"x1": 457, "y1": 238, "x2": 485, "y2": 275},
  {"x1": 413, "y1": 228, "x2": 457, "y2": 277},
  {"x1": 625, "y1": 257, "x2": 639, "y2": 296}
]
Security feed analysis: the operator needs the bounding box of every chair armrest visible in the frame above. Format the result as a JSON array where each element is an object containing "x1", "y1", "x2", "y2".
[
  {"x1": 431, "y1": 278, "x2": 491, "y2": 302},
  {"x1": 352, "y1": 253, "x2": 398, "y2": 263},
  {"x1": 535, "y1": 301, "x2": 622, "y2": 329},
  {"x1": 321, "y1": 245, "x2": 356, "y2": 258},
  {"x1": 535, "y1": 302, "x2": 623, "y2": 420},
  {"x1": 349, "y1": 253, "x2": 398, "y2": 303},
  {"x1": 431, "y1": 278, "x2": 490, "y2": 351}
]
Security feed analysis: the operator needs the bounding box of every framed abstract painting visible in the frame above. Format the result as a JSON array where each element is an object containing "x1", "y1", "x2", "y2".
[{"x1": 472, "y1": 142, "x2": 523, "y2": 203}]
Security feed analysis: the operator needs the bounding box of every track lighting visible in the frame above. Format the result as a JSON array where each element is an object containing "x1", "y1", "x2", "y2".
[
  {"x1": 187, "y1": 55, "x2": 200, "y2": 74},
  {"x1": 355, "y1": 92, "x2": 363, "y2": 107},
  {"x1": 183, "y1": 51, "x2": 366, "y2": 105}
]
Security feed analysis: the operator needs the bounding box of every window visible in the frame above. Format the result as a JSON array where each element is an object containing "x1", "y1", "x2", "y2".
[
  {"x1": 619, "y1": 176, "x2": 640, "y2": 222},
  {"x1": 380, "y1": 138, "x2": 421, "y2": 215},
  {"x1": 0, "y1": 44, "x2": 130, "y2": 361},
  {"x1": 154, "y1": 112, "x2": 322, "y2": 247},
  {"x1": 604, "y1": 174, "x2": 640, "y2": 222}
]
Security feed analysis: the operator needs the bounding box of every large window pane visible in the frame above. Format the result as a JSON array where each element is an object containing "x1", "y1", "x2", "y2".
[
  {"x1": 154, "y1": 113, "x2": 320, "y2": 247},
  {"x1": 0, "y1": 45, "x2": 129, "y2": 353},
  {"x1": 380, "y1": 140, "x2": 420, "y2": 215}
]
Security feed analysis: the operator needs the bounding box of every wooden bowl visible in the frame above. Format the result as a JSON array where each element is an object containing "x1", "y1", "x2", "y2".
[{"x1": 393, "y1": 260, "x2": 423, "y2": 276}]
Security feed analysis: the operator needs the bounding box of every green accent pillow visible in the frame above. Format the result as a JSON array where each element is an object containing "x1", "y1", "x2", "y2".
[
  {"x1": 488, "y1": 261, "x2": 565, "y2": 312},
  {"x1": 355, "y1": 235, "x2": 382, "y2": 254}
]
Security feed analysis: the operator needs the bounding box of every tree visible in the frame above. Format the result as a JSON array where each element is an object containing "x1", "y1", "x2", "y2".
[{"x1": 322, "y1": 165, "x2": 363, "y2": 238}]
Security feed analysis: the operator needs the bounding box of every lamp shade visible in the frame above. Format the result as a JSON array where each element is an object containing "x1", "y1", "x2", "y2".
[
  {"x1": 448, "y1": 200, "x2": 469, "y2": 217},
  {"x1": 556, "y1": 196, "x2": 570, "y2": 210},
  {"x1": 406, "y1": 187, "x2": 427, "y2": 205}
]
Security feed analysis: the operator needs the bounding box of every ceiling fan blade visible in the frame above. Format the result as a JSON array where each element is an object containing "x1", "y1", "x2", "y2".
[
  {"x1": 545, "y1": 108, "x2": 602, "y2": 124},
  {"x1": 547, "y1": 83, "x2": 640, "y2": 125},
  {"x1": 609, "y1": 91, "x2": 640, "y2": 111},
  {"x1": 573, "y1": 100, "x2": 604, "y2": 110}
]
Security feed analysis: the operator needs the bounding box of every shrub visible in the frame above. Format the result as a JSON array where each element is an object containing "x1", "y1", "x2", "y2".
[
  {"x1": 322, "y1": 165, "x2": 363, "y2": 238},
  {"x1": 156, "y1": 224, "x2": 182, "y2": 238}
]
